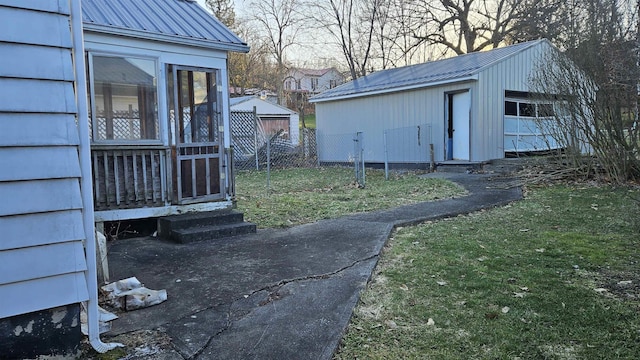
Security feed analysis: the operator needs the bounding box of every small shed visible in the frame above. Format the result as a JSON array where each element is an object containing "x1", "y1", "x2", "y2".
[
  {"x1": 81, "y1": 0, "x2": 249, "y2": 223},
  {"x1": 230, "y1": 96, "x2": 300, "y2": 145},
  {"x1": 310, "y1": 40, "x2": 561, "y2": 165}
]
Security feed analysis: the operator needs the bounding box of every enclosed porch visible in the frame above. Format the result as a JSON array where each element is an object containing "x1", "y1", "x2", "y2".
[{"x1": 86, "y1": 55, "x2": 235, "y2": 221}]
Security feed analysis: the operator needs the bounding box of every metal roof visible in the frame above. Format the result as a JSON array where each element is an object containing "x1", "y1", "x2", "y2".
[
  {"x1": 82, "y1": 0, "x2": 249, "y2": 53},
  {"x1": 229, "y1": 96, "x2": 255, "y2": 106},
  {"x1": 310, "y1": 40, "x2": 546, "y2": 103}
]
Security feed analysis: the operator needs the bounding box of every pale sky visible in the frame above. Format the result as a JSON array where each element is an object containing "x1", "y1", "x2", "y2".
[
  {"x1": 194, "y1": 0, "x2": 338, "y2": 67},
  {"x1": 195, "y1": 0, "x2": 250, "y2": 17}
]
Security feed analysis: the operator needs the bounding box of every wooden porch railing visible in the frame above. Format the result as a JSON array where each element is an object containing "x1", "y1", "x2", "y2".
[{"x1": 91, "y1": 145, "x2": 169, "y2": 211}]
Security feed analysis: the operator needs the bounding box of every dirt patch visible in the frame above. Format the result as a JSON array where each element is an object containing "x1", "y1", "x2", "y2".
[
  {"x1": 596, "y1": 268, "x2": 640, "y2": 302},
  {"x1": 80, "y1": 329, "x2": 174, "y2": 359}
]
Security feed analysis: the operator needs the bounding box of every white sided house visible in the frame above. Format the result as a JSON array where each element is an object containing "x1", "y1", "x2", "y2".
[
  {"x1": 230, "y1": 96, "x2": 300, "y2": 146},
  {"x1": 81, "y1": 0, "x2": 249, "y2": 223},
  {"x1": 310, "y1": 40, "x2": 561, "y2": 166},
  {"x1": 0, "y1": 0, "x2": 120, "y2": 357}
]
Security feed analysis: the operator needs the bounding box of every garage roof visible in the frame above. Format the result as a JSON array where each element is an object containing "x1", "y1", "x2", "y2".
[
  {"x1": 82, "y1": 0, "x2": 249, "y2": 53},
  {"x1": 310, "y1": 40, "x2": 546, "y2": 103}
]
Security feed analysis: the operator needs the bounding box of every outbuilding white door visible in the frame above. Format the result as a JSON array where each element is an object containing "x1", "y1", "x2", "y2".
[{"x1": 452, "y1": 91, "x2": 470, "y2": 160}]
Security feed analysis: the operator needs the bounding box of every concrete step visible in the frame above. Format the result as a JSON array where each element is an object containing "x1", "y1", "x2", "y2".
[
  {"x1": 158, "y1": 210, "x2": 245, "y2": 237},
  {"x1": 158, "y1": 209, "x2": 257, "y2": 243},
  {"x1": 170, "y1": 222, "x2": 258, "y2": 244},
  {"x1": 435, "y1": 161, "x2": 485, "y2": 173}
]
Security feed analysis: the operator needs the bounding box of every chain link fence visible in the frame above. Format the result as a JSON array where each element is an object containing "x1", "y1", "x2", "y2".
[
  {"x1": 231, "y1": 110, "x2": 433, "y2": 187},
  {"x1": 231, "y1": 110, "x2": 317, "y2": 170}
]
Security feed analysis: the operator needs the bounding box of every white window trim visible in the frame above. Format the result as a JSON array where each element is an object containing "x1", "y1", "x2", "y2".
[{"x1": 87, "y1": 51, "x2": 164, "y2": 145}]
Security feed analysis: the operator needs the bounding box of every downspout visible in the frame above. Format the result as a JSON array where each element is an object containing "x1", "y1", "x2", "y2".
[{"x1": 70, "y1": 0, "x2": 123, "y2": 353}]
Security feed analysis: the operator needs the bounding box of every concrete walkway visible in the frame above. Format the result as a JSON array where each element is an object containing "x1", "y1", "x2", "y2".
[{"x1": 105, "y1": 173, "x2": 522, "y2": 359}]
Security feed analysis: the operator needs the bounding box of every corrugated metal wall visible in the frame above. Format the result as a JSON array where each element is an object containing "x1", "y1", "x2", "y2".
[
  {"x1": 316, "y1": 41, "x2": 552, "y2": 163},
  {"x1": 316, "y1": 81, "x2": 476, "y2": 163},
  {"x1": 475, "y1": 42, "x2": 550, "y2": 160},
  {"x1": 0, "y1": 1, "x2": 89, "y2": 319}
]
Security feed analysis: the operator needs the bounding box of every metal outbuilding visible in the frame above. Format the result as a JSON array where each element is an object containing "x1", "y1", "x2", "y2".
[{"x1": 310, "y1": 39, "x2": 561, "y2": 165}]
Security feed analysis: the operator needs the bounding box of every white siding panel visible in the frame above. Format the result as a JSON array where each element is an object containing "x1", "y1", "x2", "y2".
[
  {"x1": 0, "y1": 43, "x2": 75, "y2": 81},
  {"x1": 0, "y1": 6, "x2": 72, "y2": 47},
  {"x1": 0, "y1": 0, "x2": 70, "y2": 14},
  {"x1": 0, "y1": 0, "x2": 90, "y2": 321},
  {"x1": 0, "y1": 114, "x2": 79, "y2": 146},
  {"x1": 0, "y1": 210, "x2": 85, "y2": 251},
  {"x1": 0, "y1": 78, "x2": 76, "y2": 113},
  {"x1": 0, "y1": 179, "x2": 83, "y2": 216},
  {"x1": 0, "y1": 147, "x2": 81, "y2": 181},
  {"x1": 0, "y1": 242, "x2": 87, "y2": 285},
  {"x1": 316, "y1": 82, "x2": 474, "y2": 163},
  {"x1": 0, "y1": 273, "x2": 89, "y2": 319}
]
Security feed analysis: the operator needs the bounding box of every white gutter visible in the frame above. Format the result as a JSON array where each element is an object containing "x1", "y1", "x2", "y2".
[{"x1": 70, "y1": 0, "x2": 123, "y2": 353}]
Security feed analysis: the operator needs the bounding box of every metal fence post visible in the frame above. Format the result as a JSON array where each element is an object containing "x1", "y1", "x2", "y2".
[
  {"x1": 253, "y1": 106, "x2": 259, "y2": 170},
  {"x1": 384, "y1": 130, "x2": 389, "y2": 180},
  {"x1": 360, "y1": 132, "x2": 365, "y2": 187},
  {"x1": 266, "y1": 135, "x2": 271, "y2": 193}
]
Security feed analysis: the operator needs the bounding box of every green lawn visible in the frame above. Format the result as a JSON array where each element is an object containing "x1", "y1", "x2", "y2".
[
  {"x1": 301, "y1": 113, "x2": 316, "y2": 129},
  {"x1": 337, "y1": 184, "x2": 640, "y2": 359},
  {"x1": 234, "y1": 168, "x2": 464, "y2": 228}
]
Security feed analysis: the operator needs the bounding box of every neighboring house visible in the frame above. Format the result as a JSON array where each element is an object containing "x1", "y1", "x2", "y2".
[
  {"x1": 284, "y1": 67, "x2": 345, "y2": 113},
  {"x1": 284, "y1": 67, "x2": 345, "y2": 95},
  {"x1": 0, "y1": 0, "x2": 248, "y2": 357},
  {"x1": 82, "y1": 0, "x2": 249, "y2": 224},
  {"x1": 310, "y1": 39, "x2": 563, "y2": 165},
  {"x1": 230, "y1": 96, "x2": 300, "y2": 146}
]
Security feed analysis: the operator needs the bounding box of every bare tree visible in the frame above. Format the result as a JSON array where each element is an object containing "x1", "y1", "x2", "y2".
[
  {"x1": 250, "y1": 0, "x2": 302, "y2": 104},
  {"x1": 407, "y1": 0, "x2": 555, "y2": 55},
  {"x1": 206, "y1": 0, "x2": 236, "y2": 28},
  {"x1": 530, "y1": 0, "x2": 640, "y2": 182},
  {"x1": 227, "y1": 18, "x2": 272, "y2": 95},
  {"x1": 306, "y1": 0, "x2": 384, "y2": 79}
]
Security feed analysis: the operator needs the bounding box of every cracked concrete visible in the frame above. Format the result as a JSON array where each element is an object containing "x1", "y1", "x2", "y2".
[{"x1": 105, "y1": 173, "x2": 522, "y2": 359}]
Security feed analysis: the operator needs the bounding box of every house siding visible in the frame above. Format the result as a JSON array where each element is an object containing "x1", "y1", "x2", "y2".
[{"x1": 0, "y1": 1, "x2": 89, "y2": 323}]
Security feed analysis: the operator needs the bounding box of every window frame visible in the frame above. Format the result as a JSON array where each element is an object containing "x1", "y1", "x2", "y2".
[{"x1": 87, "y1": 51, "x2": 162, "y2": 145}]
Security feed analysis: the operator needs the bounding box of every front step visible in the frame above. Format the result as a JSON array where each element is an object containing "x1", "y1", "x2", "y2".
[
  {"x1": 435, "y1": 161, "x2": 485, "y2": 173},
  {"x1": 171, "y1": 222, "x2": 257, "y2": 243},
  {"x1": 158, "y1": 209, "x2": 257, "y2": 243}
]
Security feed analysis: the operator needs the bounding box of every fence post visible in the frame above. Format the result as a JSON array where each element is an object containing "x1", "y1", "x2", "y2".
[
  {"x1": 360, "y1": 132, "x2": 365, "y2": 187},
  {"x1": 253, "y1": 106, "x2": 259, "y2": 170},
  {"x1": 430, "y1": 144, "x2": 435, "y2": 171},
  {"x1": 266, "y1": 134, "x2": 271, "y2": 193},
  {"x1": 353, "y1": 132, "x2": 359, "y2": 185},
  {"x1": 384, "y1": 130, "x2": 389, "y2": 180}
]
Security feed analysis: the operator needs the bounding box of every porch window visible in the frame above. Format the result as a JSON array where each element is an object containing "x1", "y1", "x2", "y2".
[{"x1": 88, "y1": 55, "x2": 159, "y2": 141}]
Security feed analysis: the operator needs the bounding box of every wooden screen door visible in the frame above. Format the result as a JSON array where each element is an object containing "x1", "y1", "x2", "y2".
[{"x1": 171, "y1": 66, "x2": 224, "y2": 204}]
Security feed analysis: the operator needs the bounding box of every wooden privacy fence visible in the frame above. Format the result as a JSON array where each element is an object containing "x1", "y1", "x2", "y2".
[{"x1": 91, "y1": 146, "x2": 168, "y2": 210}]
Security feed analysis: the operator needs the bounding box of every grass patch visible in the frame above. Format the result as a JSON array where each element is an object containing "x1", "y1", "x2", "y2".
[
  {"x1": 301, "y1": 113, "x2": 316, "y2": 129},
  {"x1": 235, "y1": 168, "x2": 464, "y2": 228},
  {"x1": 338, "y1": 184, "x2": 640, "y2": 359}
]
